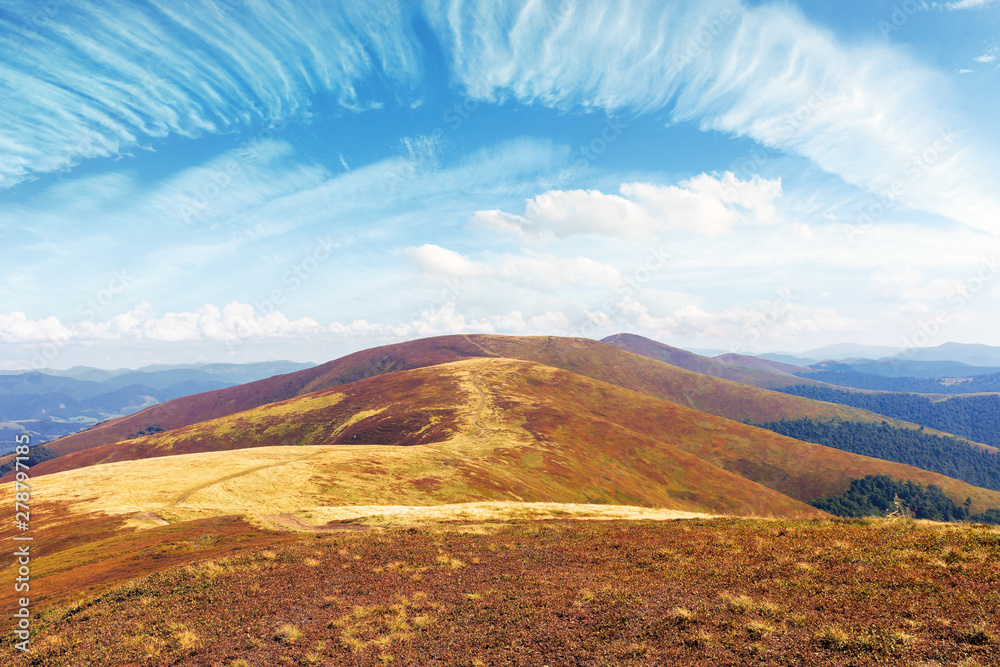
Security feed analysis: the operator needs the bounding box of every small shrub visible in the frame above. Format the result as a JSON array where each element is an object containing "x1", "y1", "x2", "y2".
[
  {"x1": 746, "y1": 619, "x2": 776, "y2": 639},
  {"x1": 621, "y1": 642, "x2": 648, "y2": 658},
  {"x1": 669, "y1": 606, "x2": 694, "y2": 624},
  {"x1": 171, "y1": 626, "x2": 199, "y2": 653},
  {"x1": 683, "y1": 630, "x2": 714, "y2": 648},
  {"x1": 815, "y1": 625, "x2": 850, "y2": 650},
  {"x1": 274, "y1": 623, "x2": 302, "y2": 643},
  {"x1": 957, "y1": 623, "x2": 994, "y2": 645}
]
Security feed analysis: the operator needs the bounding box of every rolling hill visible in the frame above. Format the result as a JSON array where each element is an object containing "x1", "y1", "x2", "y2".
[
  {"x1": 712, "y1": 352, "x2": 814, "y2": 376},
  {"x1": 5, "y1": 340, "x2": 1000, "y2": 667},
  {"x1": 33, "y1": 334, "x2": 930, "y2": 462},
  {"x1": 601, "y1": 333, "x2": 821, "y2": 389},
  {"x1": 16, "y1": 358, "x2": 1000, "y2": 517}
]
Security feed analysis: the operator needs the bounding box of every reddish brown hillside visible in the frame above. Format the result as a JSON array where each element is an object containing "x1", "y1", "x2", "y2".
[
  {"x1": 6, "y1": 519, "x2": 998, "y2": 667},
  {"x1": 714, "y1": 352, "x2": 810, "y2": 375},
  {"x1": 602, "y1": 333, "x2": 821, "y2": 389},
  {"x1": 19, "y1": 359, "x2": 1000, "y2": 515},
  {"x1": 34, "y1": 334, "x2": 925, "y2": 462}
]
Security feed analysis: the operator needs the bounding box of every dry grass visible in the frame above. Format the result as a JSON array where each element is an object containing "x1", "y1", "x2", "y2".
[
  {"x1": 274, "y1": 623, "x2": 302, "y2": 643},
  {"x1": 814, "y1": 625, "x2": 851, "y2": 650},
  {"x1": 435, "y1": 553, "x2": 466, "y2": 569},
  {"x1": 683, "y1": 630, "x2": 716, "y2": 648},
  {"x1": 5, "y1": 507, "x2": 1000, "y2": 666},
  {"x1": 169, "y1": 624, "x2": 199, "y2": 652},
  {"x1": 746, "y1": 619, "x2": 777, "y2": 639},
  {"x1": 957, "y1": 623, "x2": 995, "y2": 645},
  {"x1": 304, "y1": 501, "x2": 716, "y2": 526},
  {"x1": 333, "y1": 592, "x2": 441, "y2": 653},
  {"x1": 302, "y1": 641, "x2": 326, "y2": 665},
  {"x1": 669, "y1": 606, "x2": 695, "y2": 624}
]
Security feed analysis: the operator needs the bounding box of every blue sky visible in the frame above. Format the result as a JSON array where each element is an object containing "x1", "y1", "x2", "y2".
[{"x1": 1, "y1": 0, "x2": 999, "y2": 369}]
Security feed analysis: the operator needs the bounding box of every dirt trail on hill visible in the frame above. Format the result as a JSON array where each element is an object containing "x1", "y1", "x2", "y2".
[
  {"x1": 260, "y1": 513, "x2": 370, "y2": 532},
  {"x1": 471, "y1": 361, "x2": 497, "y2": 437},
  {"x1": 167, "y1": 450, "x2": 325, "y2": 507},
  {"x1": 463, "y1": 333, "x2": 501, "y2": 357}
]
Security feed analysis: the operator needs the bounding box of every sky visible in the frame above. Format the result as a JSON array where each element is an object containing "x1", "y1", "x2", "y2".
[{"x1": 1, "y1": 0, "x2": 999, "y2": 369}]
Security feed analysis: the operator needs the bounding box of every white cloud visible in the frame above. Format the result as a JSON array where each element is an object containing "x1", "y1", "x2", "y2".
[
  {"x1": 607, "y1": 300, "x2": 858, "y2": 347},
  {"x1": 425, "y1": 0, "x2": 1000, "y2": 233},
  {"x1": 525, "y1": 189, "x2": 659, "y2": 239},
  {"x1": 326, "y1": 302, "x2": 570, "y2": 340},
  {"x1": 0, "y1": 312, "x2": 72, "y2": 344},
  {"x1": 622, "y1": 173, "x2": 781, "y2": 237},
  {"x1": 974, "y1": 53, "x2": 996, "y2": 63},
  {"x1": 867, "y1": 268, "x2": 958, "y2": 303},
  {"x1": 404, "y1": 244, "x2": 488, "y2": 277},
  {"x1": 496, "y1": 253, "x2": 623, "y2": 291},
  {"x1": 1, "y1": 301, "x2": 323, "y2": 348},
  {"x1": 940, "y1": 0, "x2": 999, "y2": 9},
  {"x1": 473, "y1": 172, "x2": 782, "y2": 240},
  {"x1": 0, "y1": 0, "x2": 423, "y2": 187}
]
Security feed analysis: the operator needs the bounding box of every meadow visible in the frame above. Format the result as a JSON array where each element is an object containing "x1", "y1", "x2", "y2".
[{"x1": 4, "y1": 512, "x2": 998, "y2": 666}]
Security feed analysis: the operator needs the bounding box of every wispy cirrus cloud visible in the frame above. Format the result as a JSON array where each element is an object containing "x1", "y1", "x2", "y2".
[
  {"x1": 424, "y1": 0, "x2": 1000, "y2": 233},
  {"x1": 938, "y1": 0, "x2": 1000, "y2": 9},
  {"x1": 0, "y1": 0, "x2": 423, "y2": 188}
]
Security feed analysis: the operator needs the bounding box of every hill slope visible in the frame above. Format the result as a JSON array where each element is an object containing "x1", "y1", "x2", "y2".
[
  {"x1": 601, "y1": 333, "x2": 821, "y2": 389},
  {"x1": 40, "y1": 334, "x2": 925, "y2": 459},
  {"x1": 20, "y1": 359, "x2": 1000, "y2": 516}
]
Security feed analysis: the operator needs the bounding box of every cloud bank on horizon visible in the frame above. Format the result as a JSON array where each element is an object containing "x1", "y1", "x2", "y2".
[{"x1": 1, "y1": 0, "x2": 999, "y2": 368}]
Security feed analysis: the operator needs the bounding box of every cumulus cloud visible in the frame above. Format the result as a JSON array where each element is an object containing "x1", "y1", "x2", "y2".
[
  {"x1": 622, "y1": 173, "x2": 781, "y2": 237},
  {"x1": 472, "y1": 172, "x2": 782, "y2": 240},
  {"x1": 2, "y1": 301, "x2": 323, "y2": 346},
  {"x1": 404, "y1": 244, "x2": 489, "y2": 277},
  {"x1": 0, "y1": 312, "x2": 72, "y2": 344},
  {"x1": 606, "y1": 299, "x2": 858, "y2": 349}
]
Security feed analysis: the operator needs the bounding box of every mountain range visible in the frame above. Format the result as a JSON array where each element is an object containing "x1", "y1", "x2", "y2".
[
  {"x1": 758, "y1": 341, "x2": 1000, "y2": 369},
  {"x1": 4, "y1": 332, "x2": 1000, "y2": 665},
  {"x1": 6, "y1": 334, "x2": 1000, "y2": 515},
  {"x1": 0, "y1": 361, "x2": 314, "y2": 453}
]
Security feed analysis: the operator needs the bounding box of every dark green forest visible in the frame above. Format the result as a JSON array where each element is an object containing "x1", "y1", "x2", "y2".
[
  {"x1": 753, "y1": 418, "x2": 1000, "y2": 491},
  {"x1": 0, "y1": 443, "x2": 58, "y2": 477},
  {"x1": 777, "y1": 384, "x2": 1000, "y2": 447},
  {"x1": 811, "y1": 475, "x2": 1000, "y2": 524}
]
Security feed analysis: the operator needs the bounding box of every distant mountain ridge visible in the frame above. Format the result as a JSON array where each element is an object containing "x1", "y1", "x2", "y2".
[
  {"x1": 754, "y1": 341, "x2": 1000, "y2": 368},
  {"x1": 0, "y1": 360, "x2": 316, "y2": 453}
]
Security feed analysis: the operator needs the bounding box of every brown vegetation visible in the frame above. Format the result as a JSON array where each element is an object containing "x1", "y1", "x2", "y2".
[{"x1": 4, "y1": 516, "x2": 999, "y2": 666}]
